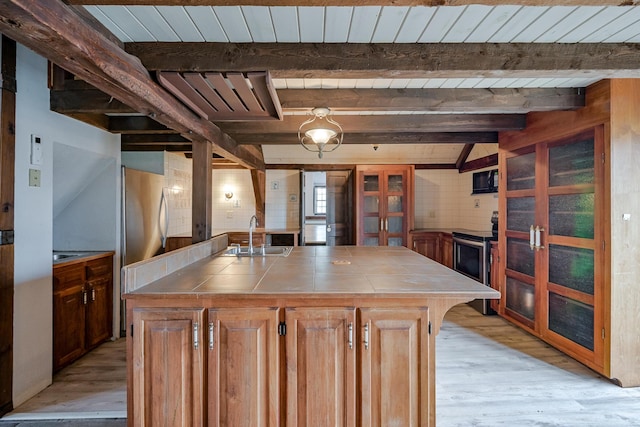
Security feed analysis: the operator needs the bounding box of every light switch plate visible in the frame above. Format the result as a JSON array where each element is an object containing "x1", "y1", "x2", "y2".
[
  {"x1": 30, "y1": 135, "x2": 43, "y2": 165},
  {"x1": 29, "y1": 168, "x2": 41, "y2": 187}
]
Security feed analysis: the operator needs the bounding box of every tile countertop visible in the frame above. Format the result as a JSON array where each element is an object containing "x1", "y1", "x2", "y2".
[{"x1": 125, "y1": 246, "x2": 500, "y2": 300}]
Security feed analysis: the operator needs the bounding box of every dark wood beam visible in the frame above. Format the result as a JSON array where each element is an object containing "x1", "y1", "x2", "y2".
[
  {"x1": 460, "y1": 153, "x2": 499, "y2": 173},
  {"x1": 109, "y1": 116, "x2": 175, "y2": 134},
  {"x1": 68, "y1": 1, "x2": 640, "y2": 7},
  {"x1": 192, "y1": 140, "x2": 212, "y2": 243},
  {"x1": 250, "y1": 170, "x2": 266, "y2": 226},
  {"x1": 121, "y1": 134, "x2": 191, "y2": 144},
  {"x1": 51, "y1": 88, "x2": 133, "y2": 114},
  {"x1": 279, "y1": 88, "x2": 585, "y2": 113},
  {"x1": 415, "y1": 164, "x2": 458, "y2": 170},
  {"x1": 266, "y1": 164, "x2": 357, "y2": 171},
  {"x1": 127, "y1": 42, "x2": 640, "y2": 79},
  {"x1": 236, "y1": 132, "x2": 497, "y2": 145},
  {"x1": 0, "y1": 0, "x2": 264, "y2": 169},
  {"x1": 219, "y1": 114, "x2": 525, "y2": 134},
  {"x1": 456, "y1": 144, "x2": 475, "y2": 170}
]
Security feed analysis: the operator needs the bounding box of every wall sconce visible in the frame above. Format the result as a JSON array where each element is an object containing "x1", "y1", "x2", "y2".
[
  {"x1": 298, "y1": 107, "x2": 343, "y2": 159},
  {"x1": 224, "y1": 190, "x2": 234, "y2": 200}
]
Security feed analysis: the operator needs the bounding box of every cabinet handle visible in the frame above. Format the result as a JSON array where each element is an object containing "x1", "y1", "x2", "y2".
[
  {"x1": 348, "y1": 322, "x2": 353, "y2": 349},
  {"x1": 209, "y1": 322, "x2": 214, "y2": 350},
  {"x1": 91, "y1": 288, "x2": 96, "y2": 302},
  {"x1": 380, "y1": 218, "x2": 383, "y2": 231},
  {"x1": 193, "y1": 322, "x2": 199, "y2": 350},
  {"x1": 82, "y1": 290, "x2": 88, "y2": 305},
  {"x1": 385, "y1": 218, "x2": 388, "y2": 231},
  {"x1": 364, "y1": 322, "x2": 369, "y2": 350}
]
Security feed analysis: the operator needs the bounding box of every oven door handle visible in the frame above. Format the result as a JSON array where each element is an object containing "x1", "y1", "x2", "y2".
[{"x1": 453, "y1": 236, "x2": 487, "y2": 249}]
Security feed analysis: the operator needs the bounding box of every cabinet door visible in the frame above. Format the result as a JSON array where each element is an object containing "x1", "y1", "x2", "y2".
[
  {"x1": 53, "y1": 283, "x2": 86, "y2": 372},
  {"x1": 360, "y1": 308, "x2": 430, "y2": 427},
  {"x1": 490, "y1": 242, "x2": 501, "y2": 313},
  {"x1": 286, "y1": 307, "x2": 356, "y2": 427},
  {"x1": 503, "y1": 147, "x2": 537, "y2": 328},
  {"x1": 542, "y1": 129, "x2": 604, "y2": 368},
  {"x1": 132, "y1": 308, "x2": 205, "y2": 427},
  {"x1": 358, "y1": 170, "x2": 384, "y2": 246},
  {"x1": 412, "y1": 233, "x2": 439, "y2": 261},
  {"x1": 440, "y1": 233, "x2": 453, "y2": 269},
  {"x1": 85, "y1": 276, "x2": 112, "y2": 349},
  {"x1": 208, "y1": 308, "x2": 279, "y2": 427},
  {"x1": 384, "y1": 168, "x2": 410, "y2": 247}
]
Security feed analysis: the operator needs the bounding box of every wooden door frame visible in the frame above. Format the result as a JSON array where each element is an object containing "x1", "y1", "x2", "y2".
[{"x1": 0, "y1": 35, "x2": 17, "y2": 417}]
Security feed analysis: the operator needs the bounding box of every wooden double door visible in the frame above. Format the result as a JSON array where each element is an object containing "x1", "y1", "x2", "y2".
[
  {"x1": 356, "y1": 165, "x2": 414, "y2": 247},
  {"x1": 131, "y1": 306, "x2": 430, "y2": 426},
  {"x1": 499, "y1": 126, "x2": 606, "y2": 373}
]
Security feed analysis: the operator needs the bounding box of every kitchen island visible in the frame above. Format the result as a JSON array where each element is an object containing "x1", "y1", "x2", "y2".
[{"x1": 124, "y1": 245, "x2": 499, "y2": 427}]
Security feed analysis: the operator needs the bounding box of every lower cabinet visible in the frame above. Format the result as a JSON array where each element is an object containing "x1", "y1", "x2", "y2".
[
  {"x1": 53, "y1": 254, "x2": 113, "y2": 372},
  {"x1": 129, "y1": 305, "x2": 431, "y2": 426},
  {"x1": 131, "y1": 308, "x2": 205, "y2": 427},
  {"x1": 410, "y1": 231, "x2": 453, "y2": 269}
]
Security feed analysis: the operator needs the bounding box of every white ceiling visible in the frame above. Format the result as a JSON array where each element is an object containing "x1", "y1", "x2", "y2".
[{"x1": 83, "y1": 4, "x2": 640, "y2": 164}]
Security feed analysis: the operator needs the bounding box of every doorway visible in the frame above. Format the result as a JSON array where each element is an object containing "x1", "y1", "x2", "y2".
[{"x1": 301, "y1": 170, "x2": 353, "y2": 246}]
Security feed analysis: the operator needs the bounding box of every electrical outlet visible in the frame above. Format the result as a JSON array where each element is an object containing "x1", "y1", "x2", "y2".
[
  {"x1": 271, "y1": 181, "x2": 279, "y2": 190},
  {"x1": 29, "y1": 168, "x2": 41, "y2": 187},
  {"x1": 226, "y1": 211, "x2": 233, "y2": 219}
]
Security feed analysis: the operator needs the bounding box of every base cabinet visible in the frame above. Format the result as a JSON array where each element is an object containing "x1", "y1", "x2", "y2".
[
  {"x1": 129, "y1": 305, "x2": 432, "y2": 427},
  {"x1": 410, "y1": 231, "x2": 453, "y2": 269},
  {"x1": 53, "y1": 254, "x2": 113, "y2": 372}
]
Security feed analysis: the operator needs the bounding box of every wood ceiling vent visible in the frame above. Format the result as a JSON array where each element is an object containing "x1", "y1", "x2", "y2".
[{"x1": 157, "y1": 71, "x2": 282, "y2": 122}]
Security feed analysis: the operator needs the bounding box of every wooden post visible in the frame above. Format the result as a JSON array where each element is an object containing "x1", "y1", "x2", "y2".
[
  {"x1": 250, "y1": 169, "x2": 266, "y2": 226},
  {"x1": 0, "y1": 35, "x2": 16, "y2": 417},
  {"x1": 192, "y1": 140, "x2": 212, "y2": 244}
]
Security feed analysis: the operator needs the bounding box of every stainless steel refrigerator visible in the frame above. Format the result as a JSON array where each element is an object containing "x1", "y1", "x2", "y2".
[
  {"x1": 120, "y1": 166, "x2": 168, "y2": 335},
  {"x1": 121, "y1": 166, "x2": 168, "y2": 266}
]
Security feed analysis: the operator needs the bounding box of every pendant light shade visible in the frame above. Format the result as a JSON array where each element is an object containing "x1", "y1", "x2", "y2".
[{"x1": 298, "y1": 107, "x2": 343, "y2": 158}]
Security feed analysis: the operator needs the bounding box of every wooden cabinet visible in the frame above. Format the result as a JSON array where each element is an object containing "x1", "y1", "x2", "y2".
[
  {"x1": 410, "y1": 231, "x2": 453, "y2": 269},
  {"x1": 53, "y1": 253, "x2": 113, "y2": 372},
  {"x1": 500, "y1": 126, "x2": 606, "y2": 374},
  {"x1": 286, "y1": 308, "x2": 356, "y2": 427},
  {"x1": 128, "y1": 304, "x2": 432, "y2": 426},
  {"x1": 131, "y1": 308, "x2": 205, "y2": 426},
  {"x1": 356, "y1": 165, "x2": 414, "y2": 247},
  {"x1": 360, "y1": 308, "x2": 429, "y2": 427},
  {"x1": 208, "y1": 307, "x2": 280, "y2": 427},
  {"x1": 227, "y1": 231, "x2": 265, "y2": 246}
]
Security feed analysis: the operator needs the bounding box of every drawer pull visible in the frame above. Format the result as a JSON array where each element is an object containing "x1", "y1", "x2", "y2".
[
  {"x1": 348, "y1": 322, "x2": 353, "y2": 350},
  {"x1": 209, "y1": 322, "x2": 214, "y2": 350}
]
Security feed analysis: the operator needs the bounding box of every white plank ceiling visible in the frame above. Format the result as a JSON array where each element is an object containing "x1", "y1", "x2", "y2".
[{"x1": 83, "y1": 4, "x2": 640, "y2": 164}]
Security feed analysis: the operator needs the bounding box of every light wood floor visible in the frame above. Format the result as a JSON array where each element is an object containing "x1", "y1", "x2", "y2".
[{"x1": 2, "y1": 304, "x2": 639, "y2": 426}]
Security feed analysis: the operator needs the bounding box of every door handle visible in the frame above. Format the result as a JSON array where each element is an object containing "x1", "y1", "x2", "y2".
[{"x1": 348, "y1": 322, "x2": 353, "y2": 349}]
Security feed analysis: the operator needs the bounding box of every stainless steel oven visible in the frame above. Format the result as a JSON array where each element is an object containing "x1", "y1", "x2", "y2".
[{"x1": 452, "y1": 231, "x2": 495, "y2": 315}]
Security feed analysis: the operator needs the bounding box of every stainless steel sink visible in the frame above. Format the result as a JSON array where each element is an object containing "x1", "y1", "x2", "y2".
[
  {"x1": 53, "y1": 253, "x2": 77, "y2": 261},
  {"x1": 222, "y1": 245, "x2": 293, "y2": 257}
]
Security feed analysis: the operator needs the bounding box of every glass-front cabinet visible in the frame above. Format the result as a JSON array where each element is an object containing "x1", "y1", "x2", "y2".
[
  {"x1": 500, "y1": 127, "x2": 605, "y2": 370},
  {"x1": 356, "y1": 165, "x2": 414, "y2": 246}
]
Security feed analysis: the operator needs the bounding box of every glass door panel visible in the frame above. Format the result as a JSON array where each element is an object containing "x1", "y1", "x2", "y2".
[
  {"x1": 506, "y1": 238, "x2": 534, "y2": 277},
  {"x1": 506, "y1": 197, "x2": 535, "y2": 233},
  {"x1": 549, "y1": 194, "x2": 594, "y2": 239},
  {"x1": 364, "y1": 196, "x2": 379, "y2": 214},
  {"x1": 505, "y1": 277, "x2": 535, "y2": 321},
  {"x1": 548, "y1": 292, "x2": 594, "y2": 351},
  {"x1": 548, "y1": 137, "x2": 594, "y2": 187},
  {"x1": 387, "y1": 217, "x2": 402, "y2": 234},
  {"x1": 387, "y1": 174, "x2": 403, "y2": 192},
  {"x1": 363, "y1": 217, "x2": 380, "y2": 234},
  {"x1": 506, "y1": 151, "x2": 536, "y2": 191},
  {"x1": 548, "y1": 244, "x2": 594, "y2": 294},
  {"x1": 387, "y1": 237, "x2": 403, "y2": 247},
  {"x1": 387, "y1": 196, "x2": 402, "y2": 213},
  {"x1": 363, "y1": 175, "x2": 379, "y2": 192}
]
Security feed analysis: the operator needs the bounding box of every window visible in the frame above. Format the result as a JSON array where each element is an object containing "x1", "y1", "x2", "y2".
[{"x1": 314, "y1": 186, "x2": 326, "y2": 215}]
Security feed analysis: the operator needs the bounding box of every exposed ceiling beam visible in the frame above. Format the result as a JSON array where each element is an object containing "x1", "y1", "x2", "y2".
[
  {"x1": 127, "y1": 42, "x2": 640, "y2": 79},
  {"x1": 121, "y1": 134, "x2": 191, "y2": 144},
  {"x1": 456, "y1": 144, "x2": 475, "y2": 170},
  {"x1": 67, "y1": 1, "x2": 640, "y2": 6},
  {"x1": 218, "y1": 114, "x2": 525, "y2": 134},
  {"x1": 279, "y1": 88, "x2": 585, "y2": 113},
  {"x1": 0, "y1": 0, "x2": 264, "y2": 169},
  {"x1": 236, "y1": 132, "x2": 498, "y2": 145},
  {"x1": 51, "y1": 87, "x2": 585, "y2": 115}
]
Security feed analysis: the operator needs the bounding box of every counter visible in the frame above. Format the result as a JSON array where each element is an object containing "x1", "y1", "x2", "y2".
[{"x1": 124, "y1": 245, "x2": 498, "y2": 426}]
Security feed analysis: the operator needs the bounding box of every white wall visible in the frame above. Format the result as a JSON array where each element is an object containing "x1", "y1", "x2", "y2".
[
  {"x1": 13, "y1": 45, "x2": 120, "y2": 406},
  {"x1": 266, "y1": 170, "x2": 300, "y2": 229},
  {"x1": 211, "y1": 169, "x2": 257, "y2": 230},
  {"x1": 414, "y1": 167, "x2": 498, "y2": 231}
]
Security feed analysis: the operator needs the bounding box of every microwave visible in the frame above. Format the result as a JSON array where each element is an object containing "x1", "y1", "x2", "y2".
[{"x1": 472, "y1": 169, "x2": 498, "y2": 194}]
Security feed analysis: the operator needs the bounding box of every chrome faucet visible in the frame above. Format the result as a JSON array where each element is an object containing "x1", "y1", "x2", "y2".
[{"x1": 249, "y1": 215, "x2": 259, "y2": 255}]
